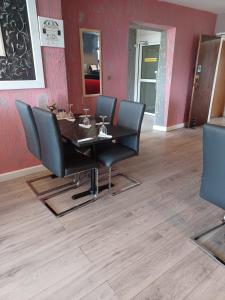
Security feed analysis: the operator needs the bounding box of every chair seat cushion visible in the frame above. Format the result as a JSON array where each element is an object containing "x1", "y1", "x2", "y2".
[
  {"x1": 96, "y1": 143, "x2": 136, "y2": 167},
  {"x1": 64, "y1": 152, "x2": 98, "y2": 176},
  {"x1": 93, "y1": 140, "x2": 113, "y2": 153}
]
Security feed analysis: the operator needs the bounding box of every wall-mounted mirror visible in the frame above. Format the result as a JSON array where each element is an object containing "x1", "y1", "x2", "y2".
[{"x1": 80, "y1": 28, "x2": 102, "y2": 97}]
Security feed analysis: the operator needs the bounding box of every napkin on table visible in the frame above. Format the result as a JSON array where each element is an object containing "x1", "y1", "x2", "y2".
[
  {"x1": 77, "y1": 137, "x2": 94, "y2": 143},
  {"x1": 79, "y1": 115, "x2": 91, "y2": 118},
  {"x1": 65, "y1": 118, "x2": 75, "y2": 122},
  {"x1": 95, "y1": 122, "x2": 110, "y2": 125},
  {"x1": 98, "y1": 132, "x2": 112, "y2": 139},
  {"x1": 79, "y1": 124, "x2": 91, "y2": 129}
]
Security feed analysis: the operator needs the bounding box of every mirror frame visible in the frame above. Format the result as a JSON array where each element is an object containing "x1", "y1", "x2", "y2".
[{"x1": 79, "y1": 28, "x2": 102, "y2": 97}]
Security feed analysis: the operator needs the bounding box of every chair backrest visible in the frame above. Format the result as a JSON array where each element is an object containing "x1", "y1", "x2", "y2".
[
  {"x1": 33, "y1": 107, "x2": 65, "y2": 177},
  {"x1": 96, "y1": 95, "x2": 117, "y2": 124},
  {"x1": 117, "y1": 100, "x2": 145, "y2": 153},
  {"x1": 15, "y1": 100, "x2": 41, "y2": 160},
  {"x1": 200, "y1": 124, "x2": 225, "y2": 210}
]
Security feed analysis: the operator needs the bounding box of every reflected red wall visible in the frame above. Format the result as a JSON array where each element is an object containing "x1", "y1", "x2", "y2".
[
  {"x1": 62, "y1": 0, "x2": 216, "y2": 126},
  {"x1": 0, "y1": 0, "x2": 68, "y2": 174}
]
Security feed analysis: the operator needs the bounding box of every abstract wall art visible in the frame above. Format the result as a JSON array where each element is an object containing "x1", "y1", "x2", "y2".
[
  {"x1": 38, "y1": 17, "x2": 65, "y2": 48},
  {"x1": 0, "y1": 0, "x2": 45, "y2": 90},
  {"x1": 0, "y1": 25, "x2": 6, "y2": 57}
]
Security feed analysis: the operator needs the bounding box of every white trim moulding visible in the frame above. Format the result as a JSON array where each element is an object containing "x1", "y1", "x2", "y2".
[
  {"x1": 0, "y1": 165, "x2": 46, "y2": 183},
  {"x1": 153, "y1": 123, "x2": 185, "y2": 132}
]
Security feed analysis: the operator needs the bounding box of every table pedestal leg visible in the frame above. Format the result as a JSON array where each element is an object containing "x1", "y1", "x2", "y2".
[{"x1": 72, "y1": 169, "x2": 113, "y2": 200}]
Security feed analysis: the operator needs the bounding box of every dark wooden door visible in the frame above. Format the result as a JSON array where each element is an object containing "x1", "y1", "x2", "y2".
[{"x1": 188, "y1": 35, "x2": 221, "y2": 127}]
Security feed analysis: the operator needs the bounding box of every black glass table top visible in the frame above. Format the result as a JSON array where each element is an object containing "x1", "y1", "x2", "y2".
[{"x1": 58, "y1": 117, "x2": 137, "y2": 148}]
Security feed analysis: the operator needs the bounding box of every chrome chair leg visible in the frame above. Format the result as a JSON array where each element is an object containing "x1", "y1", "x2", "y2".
[
  {"x1": 27, "y1": 174, "x2": 75, "y2": 197},
  {"x1": 108, "y1": 167, "x2": 112, "y2": 193},
  {"x1": 43, "y1": 167, "x2": 99, "y2": 217},
  {"x1": 223, "y1": 215, "x2": 225, "y2": 222},
  {"x1": 95, "y1": 168, "x2": 99, "y2": 198},
  {"x1": 191, "y1": 216, "x2": 225, "y2": 266},
  {"x1": 73, "y1": 173, "x2": 80, "y2": 187},
  {"x1": 107, "y1": 168, "x2": 140, "y2": 196}
]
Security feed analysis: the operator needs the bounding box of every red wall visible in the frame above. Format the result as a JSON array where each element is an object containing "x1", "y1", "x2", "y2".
[
  {"x1": 0, "y1": 0, "x2": 68, "y2": 174},
  {"x1": 62, "y1": 0, "x2": 216, "y2": 126},
  {"x1": 0, "y1": 0, "x2": 217, "y2": 175}
]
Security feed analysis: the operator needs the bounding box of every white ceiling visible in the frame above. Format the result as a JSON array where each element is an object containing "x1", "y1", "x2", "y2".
[{"x1": 159, "y1": 0, "x2": 225, "y2": 14}]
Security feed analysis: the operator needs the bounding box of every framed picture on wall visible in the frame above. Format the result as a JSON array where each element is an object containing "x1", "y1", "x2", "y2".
[
  {"x1": 0, "y1": 26, "x2": 5, "y2": 57},
  {"x1": 38, "y1": 17, "x2": 65, "y2": 48},
  {"x1": 0, "y1": 0, "x2": 45, "y2": 90}
]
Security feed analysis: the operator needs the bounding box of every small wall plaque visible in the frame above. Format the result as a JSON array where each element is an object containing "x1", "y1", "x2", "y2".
[{"x1": 38, "y1": 17, "x2": 65, "y2": 48}]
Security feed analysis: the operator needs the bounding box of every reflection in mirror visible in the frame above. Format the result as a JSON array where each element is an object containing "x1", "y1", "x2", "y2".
[{"x1": 80, "y1": 28, "x2": 102, "y2": 97}]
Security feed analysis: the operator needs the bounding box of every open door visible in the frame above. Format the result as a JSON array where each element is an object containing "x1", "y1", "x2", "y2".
[
  {"x1": 188, "y1": 35, "x2": 221, "y2": 127},
  {"x1": 210, "y1": 40, "x2": 225, "y2": 119}
]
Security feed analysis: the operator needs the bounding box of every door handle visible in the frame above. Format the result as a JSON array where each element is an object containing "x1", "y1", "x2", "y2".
[{"x1": 194, "y1": 81, "x2": 199, "y2": 89}]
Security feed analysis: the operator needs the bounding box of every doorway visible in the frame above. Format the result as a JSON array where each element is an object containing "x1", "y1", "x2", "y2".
[
  {"x1": 134, "y1": 30, "x2": 161, "y2": 116},
  {"x1": 128, "y1": 24, "x2": 176, "y2": 132},
  {"x1": 127, "y1": 25, "x2": 170, "y2": 132},
  {"x1": 209, "y1": 38, "x2": 225, "y2": 127},
  {"x1": 188, "y1": 35, "x2": 222, "y2": 127},
  {"x1": 188, "y1": 35, "x2": 225, "y2": 128}
]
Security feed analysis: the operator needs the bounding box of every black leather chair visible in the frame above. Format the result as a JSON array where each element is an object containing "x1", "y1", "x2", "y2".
[
  {"x1": 32, "y1": 107, "x2": 99, "y2": 217},
  {"x1": 78, "y1": 95, "x2": 117, "y2": 158},
  {"x1": 96, "y1": 95, "x2": 117, "y2": 124},
  {"x1": 96, "y1": 100, "x2": 145, "y2": 195},
  {"x1": 16, "y1": 100, "x2": 78, "y2": 196},
  {"x1": 200, "y1": 124, "x2": 225, "y2": 210},
  {"x1": 16, "y1": 100, "x2": 41, "y2": 160},
  {"x1": 193, "y1": 124, "x2": 225, "y2": 264}
]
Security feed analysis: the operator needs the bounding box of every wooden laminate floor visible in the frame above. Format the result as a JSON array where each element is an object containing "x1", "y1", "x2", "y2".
[{"x1": 1, "y1": 127, "x2": 225, "y2": 299}]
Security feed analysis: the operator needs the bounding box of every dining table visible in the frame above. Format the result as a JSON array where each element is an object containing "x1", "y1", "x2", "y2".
[{"x1": 58, "y1": 115, "x2": 137, "y2": 199}]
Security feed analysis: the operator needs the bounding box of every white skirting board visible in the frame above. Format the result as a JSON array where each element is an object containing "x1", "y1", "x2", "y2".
[
  {"x1": 153, "y1": 123, "x2": 185, "y2": 132},
  {"x1": 0, "y1": 165, "x2": 46, "y2": 183}
]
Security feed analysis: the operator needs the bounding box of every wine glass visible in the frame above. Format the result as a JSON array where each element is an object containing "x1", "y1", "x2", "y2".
[
  {"x1": 57, "y1": 108, "x2": 66, "y2": 119},
  {"x1": 67, "y1": 104, "x2": 74, "y2": 119},
  {"x1": 47, "y1": 103, "x2": 57, "y2": 114},
  {"x1": 99, "y1": 115, "x2": 107, "y2": 135},
  {"x1": 83, "y1": 108, "x2": 90, "y2": 126}
]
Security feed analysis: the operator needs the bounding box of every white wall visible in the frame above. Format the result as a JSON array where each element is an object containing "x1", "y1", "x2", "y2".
[
  {"x1": 137, "y1": 30, "x2": 161, "y2": 45},
  {"x1": 216, "y1": 14, "x2": 225, "y2": 33}
]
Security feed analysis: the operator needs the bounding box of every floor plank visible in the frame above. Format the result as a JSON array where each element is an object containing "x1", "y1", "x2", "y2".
[
  {"x1": 0, "y1": 247, "x2": 89, "y2": 300},
  {"x1": 133, "y1": 249, "x2": 218, "y2": 300},
  {"x1": 184, "y1": 265, "x2": 225, "y2": 300},
  {"x1": 108, "y1": 238, "x2": 195, "y2": 299},
  {"x1": 80, "y1": 283, "x2": 120, "y2": 300}
]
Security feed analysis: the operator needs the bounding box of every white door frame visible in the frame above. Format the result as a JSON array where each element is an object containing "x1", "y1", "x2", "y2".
[
  {"x1": 134, "y1": 43, "x2": 140, "y2": 104},
  {"x1": 207, "y1": 37, "x2": 224, "y2": 121}
]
